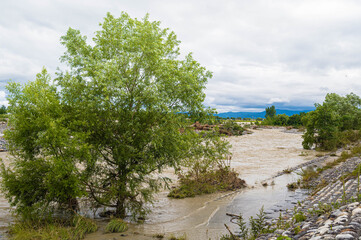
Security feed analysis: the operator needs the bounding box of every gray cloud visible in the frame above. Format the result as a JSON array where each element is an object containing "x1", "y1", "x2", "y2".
[{"x1": 2, "y1": 0, "x2": 361, "y2": 111}]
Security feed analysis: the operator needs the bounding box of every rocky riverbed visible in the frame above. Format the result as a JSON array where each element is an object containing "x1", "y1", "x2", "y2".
[{"x1": 250, "y1": 148, "x2": 361, "y2": 240}]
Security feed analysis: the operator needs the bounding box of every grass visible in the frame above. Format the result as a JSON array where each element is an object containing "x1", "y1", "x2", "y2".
[
  {"x1": 168, "y1": 167, "x2": 246, "y2": 199},
  {"x1": 9, "y1": 215, "x2": 98, "y2": 240},
  {"x1": 340, "y1": 164, "x2": 361, "y2": 181},
  {"x1": 287, "y1": 182, "x2": 299, "y2": 190},
  {"x1": 168, "y1": 235, "x2": 186, "y2": 240},
  {"x1": 297, "y1": 167, "x2": 318, "y2": 188},
  {"x1": 72, "y1": 215, "x2": 98, "y2": 239},
  {"x1": 10, "y1": 222, "x2": 74, "y2": 240},
  {"x1": 292, "y1": 212, "x2": 306, "y2": 223},
  {"x1": 153, "y1": 233, "x2": 165, "y2": 239},
  {"x1": 299, "y1": 151, "x2": 308, "y2": 156},
  {"x1": 104, "y1": 218, "x2": 128, "y2": 233},
  {"x1": 221, "y1": 206, "x2": 273, "y2": 240},
  {"x1": 282, "y1": 167, "x2": 292, "y2": 174}
]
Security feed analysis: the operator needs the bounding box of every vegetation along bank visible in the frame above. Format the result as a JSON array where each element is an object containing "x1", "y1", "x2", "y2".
[{"x1": 3, "y1": 8, "x2": 361, "y2": 240}]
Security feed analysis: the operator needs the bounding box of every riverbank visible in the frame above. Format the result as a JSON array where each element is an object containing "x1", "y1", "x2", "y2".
[
  {"x1": 84, "y1": 128, "x2": 320, "y2": 240},
  {"x1": 0, "y1": 128, "x2": 323, "y2": 240},
  {"x1": 246, "y1": 145, "x2": 361, "y2": 240}
]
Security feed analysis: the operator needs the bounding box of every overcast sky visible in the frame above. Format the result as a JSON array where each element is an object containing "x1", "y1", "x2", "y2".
[{"x1": 1, "y1": 0, "x2": 361, "y2": 112}]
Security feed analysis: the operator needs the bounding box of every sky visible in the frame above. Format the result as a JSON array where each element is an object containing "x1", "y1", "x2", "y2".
[{"x1": 2, "y1": 0, "x2": 361, "y2": 112}]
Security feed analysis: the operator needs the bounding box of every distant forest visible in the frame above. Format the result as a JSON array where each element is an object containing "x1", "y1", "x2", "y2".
[{"x1": 215, "y1": 109, "x2": 312, "y2": 119}]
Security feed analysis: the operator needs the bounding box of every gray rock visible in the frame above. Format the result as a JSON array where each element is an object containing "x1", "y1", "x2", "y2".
[
  {"x1": 302, "y1": 222, "x2": 311, "y2": 229},
  {"x1": 336, "y1": 233, "x2": 355, "y2": 240},
  {"x1": 331, "y1": 209, "x2": 344, "y2": 218},
  {"x1": 317, "y1": 226, "x2": 329, "y2": 235},
  {"x1": 341, "y1": 231, "x2": 357, "y2": 237},
  {"x1": 323, "y1": 234, "x2": 338, "y2": 240},
  {"x1": 309, "y1": 236, "x2": 322, "y2": 240},
  {"x1": 352, "y1": 207, "x2": 361, "y2": 216},
  {"x1": 349, "y1": 221, "x2": 361, "y2": 229},
  {"x1": 282, "y1": 230, "x2": 291, "y2": 236}
]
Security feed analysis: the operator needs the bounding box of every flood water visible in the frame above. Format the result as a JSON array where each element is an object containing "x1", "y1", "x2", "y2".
[
  {"x1": 84, "y1": 128, "x2": 320, "y2": 240},
  {"x1": 0, "y1": 128, "x2": 320, "y2": 239}
]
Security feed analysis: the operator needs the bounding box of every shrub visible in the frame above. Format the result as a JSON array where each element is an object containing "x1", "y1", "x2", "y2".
[
  {"x1": 287, "y1": 182, "x2": 299, "y2": 190},
  {"x1": 302, "y1": 93, "x2": 361, "y2": 150},
  {"x1": 221, "y1": 120, "x2": 244, "y2": 135},
  {"x1": 168, "y1": 167, "x2": 246, "y2": 198},
  {"x1": 273, "y1": 114, "x2": 289, "y2": 126},
  {"x1": 293, "y1": 212, "x2": 306, "y2": 223},
  {"x1": 9, "y1": 215, "x2": 98, "y2": 240},
  {"x1": 72, "y1": 215, "x2": 97, "y2": 239},
  {"x1": 105, "y1": 218, "x2": 128, "y2": 233}
]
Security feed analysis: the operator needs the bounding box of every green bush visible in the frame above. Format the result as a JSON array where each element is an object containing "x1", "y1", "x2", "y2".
[
  {"x1": 9, "y1": 215, "x2": 97, "y2": 240},
  {"x1": 293, "y1": 212, "x2": 306, "y2": 223},
  {"x1": 168, "y1": 167, "x2": 245, "y2": 198},
  {"x1": 72, "y1": 215, "x2": 97, "y2": 239},
  {"x1": 105, "y1": 218, "x2": 128, "y2": 233},
  {"x1": 0, "y1": 105, "x2": 7, "y2": 115},
  {"x1": 302, "y1": 93, "x2": 361, "y2": 150},
  {"x1": 273, "y1": 114, "x2": 289, "y2": 126},
  {"x1": 222, "y1": 120, "x2": 244, "y2": 135}
]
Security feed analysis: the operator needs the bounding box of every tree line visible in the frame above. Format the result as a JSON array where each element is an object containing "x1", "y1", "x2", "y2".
[
  {"x1": 263, "y1": 93, "x2": 361, "y2": 151},
  {"x1": 0, "y1": 105, "x2": 7, "y2": 115},
  {"x1": 302, "y1": 93, "x2": 361, "y2": 150},
  {"x1": 263, "y1": 105, "x2": 305, "y2": 127}
]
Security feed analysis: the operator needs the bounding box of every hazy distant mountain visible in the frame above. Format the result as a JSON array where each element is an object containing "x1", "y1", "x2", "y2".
[{"x1": 215, "y1": 109, "x2": 313, "y2": 119}]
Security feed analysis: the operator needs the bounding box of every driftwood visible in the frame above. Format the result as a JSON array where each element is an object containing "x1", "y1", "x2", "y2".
[{"x1": 224, "y1": 223, "x2": 238, "y2": 240}]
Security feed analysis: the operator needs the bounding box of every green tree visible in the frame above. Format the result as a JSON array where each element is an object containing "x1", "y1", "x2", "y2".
[
  {"x1": 265, "y1": 105, "x2": 276, "y2": 119},
  {"x1": 1, "y1": 12, "x2": 229, "y2": 220},
  {"x1": 287, "y1": 112, "x2": 306, "y2": 127},
  {"x1": 302, "y1": 93, "x2": 361, "y2": 150},
  {"x1": 302, "y1": 104, "x2": 340, "y2": 150},
  {"x1": 2, "y1": 69, "x2": 86, "y2": 218},
  {"x1": 0, "y1": 105, "x2": 6, "y2": 114},
  {"x1": 273, "y1": 114, "x2": 289, "y2": 126}
]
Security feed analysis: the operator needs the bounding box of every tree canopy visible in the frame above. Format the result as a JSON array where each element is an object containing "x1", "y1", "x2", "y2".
[
  {"x1": 302, "y1": 93, "x2": 361, "y2": 150},
  {"x1": 265, "y1": 105, "x2": 276, "y2": 119},
  {"x1": 0, "y1": 105, "x2": 6, "y2": 115},
  {"x1": 1, "y1": 12, "x2": 229, "y2": 220}
]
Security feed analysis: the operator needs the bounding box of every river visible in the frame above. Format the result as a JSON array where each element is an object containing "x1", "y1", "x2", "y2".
[
  {"x1": 0, "y1": 128, "x2": 320, "y2": 239},
  {"x1": 83, "y1": 127, "x2": 320, "y2": 240}
]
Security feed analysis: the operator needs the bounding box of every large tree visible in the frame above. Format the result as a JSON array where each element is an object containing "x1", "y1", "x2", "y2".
[{"x1": 1, "y1": 12, "x2": 229, "y2": 219}]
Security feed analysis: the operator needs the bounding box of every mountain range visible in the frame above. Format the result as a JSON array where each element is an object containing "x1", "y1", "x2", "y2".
[{"x1": 215, "y1": 109, "x2": 313, "y2": 119}]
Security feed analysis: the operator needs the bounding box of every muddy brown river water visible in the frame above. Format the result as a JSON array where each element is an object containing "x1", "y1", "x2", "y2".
[{"x1": 0, "y1": 128, "x2": 321, "y2": 240}]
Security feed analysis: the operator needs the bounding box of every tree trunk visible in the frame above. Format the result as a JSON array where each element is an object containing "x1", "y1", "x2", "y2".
[
  {"x1": 68, "y1": 197, "x2": 79, "y2": 212},
  {"x1": 115, "y1": 198, "x2": 126, "y2": 218}
]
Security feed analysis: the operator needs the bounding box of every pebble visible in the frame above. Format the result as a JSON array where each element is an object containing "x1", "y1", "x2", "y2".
[{"x1": 336, "y1": 233, "x2": 355, "y2": 240}]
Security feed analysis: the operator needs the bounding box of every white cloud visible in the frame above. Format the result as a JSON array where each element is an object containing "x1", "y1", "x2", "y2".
[
  {"x1": 2, "y1": 0, "x2": 361, "y2": 112},
  {"x1": 0, "y1": 91, "x2": 6, "y2": 106},
  {"x1": 268, "y1": 98, "x2": 290, "y2": 104}
]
